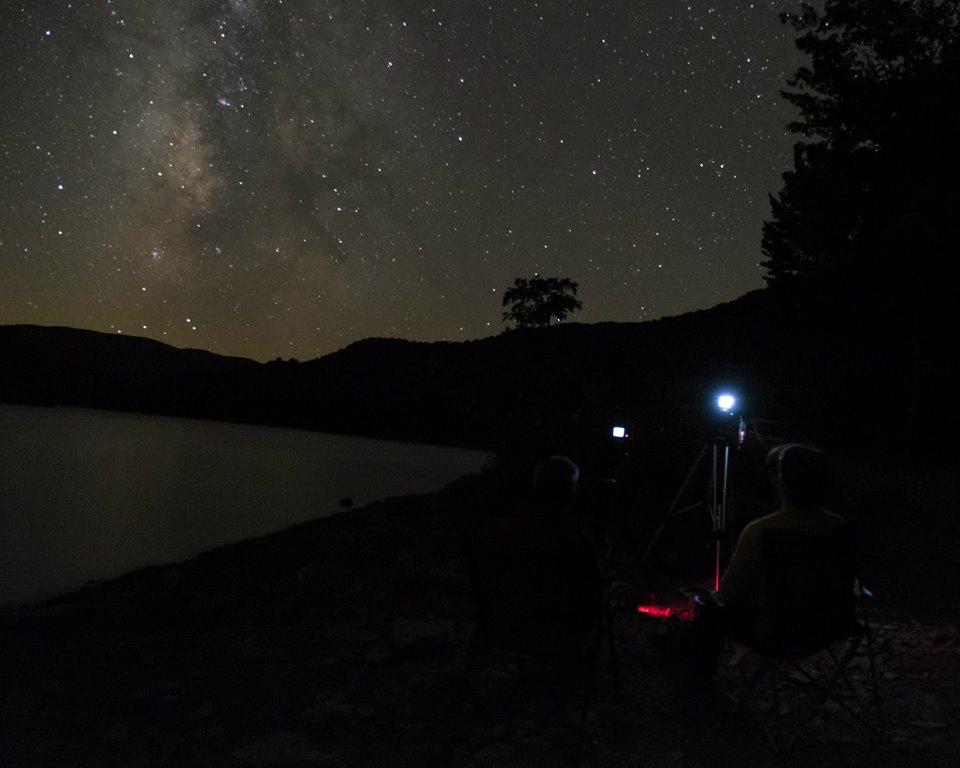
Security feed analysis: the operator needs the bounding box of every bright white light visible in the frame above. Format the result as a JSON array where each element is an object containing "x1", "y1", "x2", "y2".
[
  {"x1": 612, "y1": 426, "x2": 626, "y2": 439},
  {"x1": 717, "y1": 394, "x2": 736, "y2": 412}
]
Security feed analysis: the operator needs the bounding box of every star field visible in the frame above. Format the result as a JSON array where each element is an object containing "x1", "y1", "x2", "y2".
[{"x1": 0, "y1": 1, "x2": 806, "y2": 361}]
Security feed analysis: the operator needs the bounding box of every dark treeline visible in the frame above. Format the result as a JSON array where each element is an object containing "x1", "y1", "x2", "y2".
[
  {"x1": 759, "y1": 0, "x2": 960, "y2": 447},
  {"x1": 0, "y1": 277, "x2": 955, "y2": 464}
]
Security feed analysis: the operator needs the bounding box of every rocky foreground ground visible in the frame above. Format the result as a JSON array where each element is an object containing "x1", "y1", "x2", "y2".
[{"x1": 1, "y1": 459, "x2": 958, "y2": 767}]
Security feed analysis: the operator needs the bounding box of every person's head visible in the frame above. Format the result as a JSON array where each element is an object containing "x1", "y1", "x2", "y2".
[
  {"x1": 532, "y1": 455, "x2": 580, "y2": 520},
  {"x1": 765, "y1": 443, "x2": 836, "y2": 510}
]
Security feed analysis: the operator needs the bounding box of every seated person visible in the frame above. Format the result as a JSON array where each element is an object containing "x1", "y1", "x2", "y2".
[
  {"x1": 718, "y1": 442, "x2": 847, "y2": 642},
  {"x1": 516, "y1": 455, "x2": 602, "y2": 613},
  {"x1": 467, "y1": 456, "x2": 602, "y2": 655},
  {"x1": 688, "y1": 443, "x2": 849, "y2": 678}
]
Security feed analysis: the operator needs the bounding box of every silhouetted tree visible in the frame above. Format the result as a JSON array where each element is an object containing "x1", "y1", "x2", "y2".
[
  {"x1": 502, "y1": 276, "x2": 582, "y2": 328},
  {"x1": 761, "y1": 0, "x2": 960, "y2": 446},
  {"x1": 762, "y1": 0, "x2": 960, "y2": 292}
]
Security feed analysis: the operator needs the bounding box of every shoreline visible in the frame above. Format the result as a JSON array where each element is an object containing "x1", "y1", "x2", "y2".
[
  {"x1": 0, "y1": 403, "x2": 494, "y2": 608},
  {"x1": 2, "y1": 465, "x2": 958, "y2": 766}
]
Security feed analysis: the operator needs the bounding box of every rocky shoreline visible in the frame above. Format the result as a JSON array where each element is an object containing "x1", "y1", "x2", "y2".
[{"x1": 2, "y1": 465, "x2": 958, "y2": 767}]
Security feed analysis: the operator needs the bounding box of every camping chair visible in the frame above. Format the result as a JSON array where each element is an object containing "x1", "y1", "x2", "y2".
[
  {"x1": 462, "y1": 518, "x2": 619, "y2": 761},
  {"x1": 728, "y1": 522, "x2": 885, "y2": 752}
]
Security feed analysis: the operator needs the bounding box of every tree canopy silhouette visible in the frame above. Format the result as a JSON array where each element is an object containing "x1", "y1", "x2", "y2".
[
  {"x1": 760, "y1": 1, "x2": 960, "y2": 446},
  {"x1": 761, "y1": 0, "x2": 960, "y2": 298},
  {"x1": 501, "y1": 276, "x2": 582, "y2": 329}
]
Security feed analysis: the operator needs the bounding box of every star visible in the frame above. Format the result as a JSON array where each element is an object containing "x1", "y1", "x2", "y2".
[{"x1": 0, "y1": 1, "x2": 805, "y2": 361}]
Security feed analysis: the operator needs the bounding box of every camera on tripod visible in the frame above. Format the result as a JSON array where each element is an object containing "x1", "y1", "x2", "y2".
[
  {"x1": 711, "y1": 392, "x2": 747, "y2": 444},
  {"x1": 639, "y1": 390, "x2": 748, "y2": 589}
]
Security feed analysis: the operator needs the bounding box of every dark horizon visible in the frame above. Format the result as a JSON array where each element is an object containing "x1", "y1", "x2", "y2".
[
  {"x1": 1, "y1": 2, "x2": 805, "y2": 361},
  {"x1": 0, "y1": 283, "x2": 761, "y2": 364}
]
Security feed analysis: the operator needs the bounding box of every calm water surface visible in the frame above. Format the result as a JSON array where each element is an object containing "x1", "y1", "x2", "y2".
[{"x1": 0, "y1": 405, "x2": 493, "y2": 606}]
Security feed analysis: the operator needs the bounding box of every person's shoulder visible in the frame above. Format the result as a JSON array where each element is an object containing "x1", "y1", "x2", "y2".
[
  {"x1": 540, "y1": 520, "x2": 592, "y2": 547},
  {"x1": 740, "y1": 511, "x2": 785, "y2": 538},
  {"x1": 800, "y1": 508, "x2": 847, "y2": 533},
  {"x1": 479, "y1": 514, "x2": 523, "y2": 532},
  {"x1": 538, "y1": 522, "x2": 600, "y2": 564},
  {"x1": 474, "y1": 515, "x2": 534, "y2": 546},
  {"x1": 822, "y1": 509, "x2": 846, "y2": 524}
]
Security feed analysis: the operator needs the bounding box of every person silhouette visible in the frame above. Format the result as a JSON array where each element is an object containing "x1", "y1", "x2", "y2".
[
  {"x1": 467, "y1": 456, "x2": 603, "y2": 648},
  {"x1": 530, "y1": 454, "x2": 580, "y2": 523},
  {"x1": 687, "y1": 443, "x2": 848, "y2": 684},
  {"x1": 526, "y1": 455, "x2": 602, "y2": 592},
  {"x1": 719, "y1": 443, "x2": 845, "y2": 618}
]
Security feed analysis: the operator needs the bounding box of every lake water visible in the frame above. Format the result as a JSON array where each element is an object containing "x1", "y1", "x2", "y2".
[{"x1": 0, "y1": 405, "x2": 494, "y2": 607}]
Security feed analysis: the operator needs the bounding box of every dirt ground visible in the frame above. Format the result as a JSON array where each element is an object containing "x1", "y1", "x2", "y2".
[{"x1": 1, "y1": 459, "x2": 958, "y2": 767}]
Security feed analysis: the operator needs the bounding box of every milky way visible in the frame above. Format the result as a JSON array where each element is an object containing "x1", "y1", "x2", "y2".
[{"x1": 1, "y1": 1, "x2": 806, "y2": 360}]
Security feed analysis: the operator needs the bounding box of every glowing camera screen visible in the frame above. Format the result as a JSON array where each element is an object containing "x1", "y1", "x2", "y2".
[{"x1": 611, "y1": 425, "x2": 627, "y2": 439}]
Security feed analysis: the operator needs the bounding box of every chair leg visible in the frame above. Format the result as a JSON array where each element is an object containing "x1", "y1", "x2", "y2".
[
  {"x1": 863, "y1": 625, "x2": 885, "y2": 735},
  {"x1": 858, "y1": 592, "x2": 886, "y2": 735},
  {"x1": 604, "y1": 606, "x2": 620, "y2": 700},
  {"x1": 827, "y1": 646, "x2": 860, "y2": 700},
  {"x1": 575, "y1": 630, "x2": 602, "y2": 766},
  {"x1": 733, "y1": 657, "x2": 769, "y2": 715},
  {"x1": 743, "y1": 639, "x2": 862, "y2": 754},
  {"x1": 776, "y1": 636, "x2": 883, "y2": 750},
  {"x1": 763, "y1": 668, "x2": 782, "y2": 753}
]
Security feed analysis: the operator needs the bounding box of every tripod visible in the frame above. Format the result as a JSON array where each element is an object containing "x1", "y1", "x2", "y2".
[{"x1": 641, "y1": 434, "x2": 734, "y2": 590}]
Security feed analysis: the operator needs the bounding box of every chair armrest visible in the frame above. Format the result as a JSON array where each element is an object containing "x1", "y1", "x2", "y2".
[
  {"x1": 681, "y1": 587, "x2": 725, "y2": 609},
  {"x1": 853, "y1": 577, "x2": 874, "y2": 599}
]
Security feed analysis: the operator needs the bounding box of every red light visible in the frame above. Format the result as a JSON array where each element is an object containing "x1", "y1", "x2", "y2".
[
  {"x1": 636, "y1": 604, "x2": 672, "y2": 619},
  {"x1": 636, "y1": 602, "x2": 697, "y2": 622}
]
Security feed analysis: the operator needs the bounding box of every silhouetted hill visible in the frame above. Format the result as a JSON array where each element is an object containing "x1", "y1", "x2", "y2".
[
  {"x1": 1, "y1": 285, "x2": 956, "y2": 457},
  {"x1": 0, "y1": 325, "x2": 258, "y2": 417}
]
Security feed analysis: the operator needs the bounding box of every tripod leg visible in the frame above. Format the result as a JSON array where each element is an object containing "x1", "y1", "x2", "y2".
[
  {"x1": 715, "y1": 442, "x2": 731, "y2": 590},
  {"x1": 720, "y1": 442, "x2": 730, "y2": 533},
  {"x1": 714, "y1": 539, "x2": 722, "y2": 591},
  {"x1": 710, "y1": 443, "x2": 719, "y2": 527},
  {"x1": 640, "y1": 443, "x2": 708, "y2": 568}
]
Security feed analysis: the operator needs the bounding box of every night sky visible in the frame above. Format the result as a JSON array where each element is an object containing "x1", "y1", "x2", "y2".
[{"x1": 1, "y1": 1, "x2": 807, "y2": 362}]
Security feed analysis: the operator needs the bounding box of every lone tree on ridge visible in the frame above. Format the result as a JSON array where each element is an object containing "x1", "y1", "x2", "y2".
[{"x1": 501, "y1": 276, "x2": 582, "y2": 329}]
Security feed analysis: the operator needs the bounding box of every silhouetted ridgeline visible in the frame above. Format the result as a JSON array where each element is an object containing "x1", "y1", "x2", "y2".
[{"x1": 1, "y1": 286, "x2": 956, "y2": 455}]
